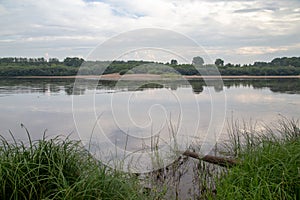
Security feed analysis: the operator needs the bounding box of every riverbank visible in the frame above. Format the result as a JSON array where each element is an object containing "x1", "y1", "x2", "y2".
[
  {"x1": 0, "y1": 119, "x2": 299, "y2": 199},
  {"x1": 0, "y1": 129, "x2": 147, "y2": 200},
  {"x1": 213, "y1": 119, "x2": 300, "y2": 200},
  {"x1": 6, "y1": 74, "x2": 300, "y2": 80}
]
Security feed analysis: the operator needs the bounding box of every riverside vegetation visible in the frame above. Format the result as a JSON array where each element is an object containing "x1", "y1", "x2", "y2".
[
  {"x1": 0, "y1": 125, "x2": 148, "y2": 200},
  {"x1": 143, "y1": 118, "x2": 300, "y2": 199},
  {"x1": 0, "y1": 56, "x2": 300, "y2": 76},
  {"x1": 0, "y1": 118, "x2": 299, "y2": 199},
  {"x1": 212, "y1": 118, "x2": 300, "y2": 200}
]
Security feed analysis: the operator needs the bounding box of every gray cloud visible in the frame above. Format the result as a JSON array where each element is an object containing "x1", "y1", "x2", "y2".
[
  {"x1": 233, "y1": 7, "x2": 277, "y2": 13},
  {"x1": 0, "y1": 0, "x2": 299, "y2": 64}
]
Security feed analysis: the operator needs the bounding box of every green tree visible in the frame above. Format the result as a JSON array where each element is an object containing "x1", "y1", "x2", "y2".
[
  {"x1": 49, "y1": 58, "x2": 60, "y2": 65},
  {"x1": 192, "y1": 56, "x2": 204, "y2": 66},
  {"x1": 170, "y1": 59, "x2": 178, "y2": 65},
  {"x1": 63, "y1": 57, "x2": 84, "y2": 67},
  {"x1": 215, "y1": 58, "x2": 224, "y2": 67}
]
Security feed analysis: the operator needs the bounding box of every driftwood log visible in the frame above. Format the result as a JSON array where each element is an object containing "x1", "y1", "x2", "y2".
[{"x1": 182, "y1": 150, "x2": 239, "y2": 168}]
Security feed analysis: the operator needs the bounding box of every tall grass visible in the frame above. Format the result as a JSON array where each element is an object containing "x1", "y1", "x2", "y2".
[
  {"x1": 213, "y1": 118, "x2": 300, "y2": 200},
  {"x1": 1, "y1": 119, "x2": 299, "y2": 199},
  {"x1": 0, "y1": 127, "x2": 147, "y2": 200}
]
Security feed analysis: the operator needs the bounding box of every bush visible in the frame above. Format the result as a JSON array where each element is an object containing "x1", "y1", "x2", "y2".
[{"x1": 119, "y1": 69, "x2": 128, "y2": 75}]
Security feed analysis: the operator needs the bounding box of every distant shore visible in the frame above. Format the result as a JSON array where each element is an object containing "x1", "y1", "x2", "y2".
[{"x1": 6, "y1": 74, "x2": 300, "y2": 80}]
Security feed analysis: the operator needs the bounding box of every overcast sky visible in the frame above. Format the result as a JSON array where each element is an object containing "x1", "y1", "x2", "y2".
[{"x1": 0, "y1": 0, "x2": 299, "y2": 64}]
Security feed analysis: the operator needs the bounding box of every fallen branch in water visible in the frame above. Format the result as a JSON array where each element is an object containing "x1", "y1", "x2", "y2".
[{"x1": 182, "y1": 150, "x2": 239, "y2": 168}]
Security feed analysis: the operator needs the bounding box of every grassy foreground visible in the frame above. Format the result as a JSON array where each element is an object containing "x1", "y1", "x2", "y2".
[
  {"x1": 0, "y1": 129, "x2": 147, "y2": 200},
  {"x1": 213, "y1": 119, "x2": 300, "y2": 200},
  {"x1": 0, "y1": 119, "x2": 299, "y2": 199}
]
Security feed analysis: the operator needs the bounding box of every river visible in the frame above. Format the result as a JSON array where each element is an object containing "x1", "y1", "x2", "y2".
[{"x1": 0, "y1": 78, "x2": 299, "y2": 172}]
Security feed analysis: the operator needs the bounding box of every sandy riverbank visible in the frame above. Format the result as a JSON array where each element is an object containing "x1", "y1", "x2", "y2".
[{"x1": 7, "y1": 74, "x2": 300, "y2": 80}]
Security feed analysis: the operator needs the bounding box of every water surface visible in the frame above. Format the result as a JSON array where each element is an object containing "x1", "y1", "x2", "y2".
[{"x1": 0, "y1": 78, "x2": 299, "y2": 148}]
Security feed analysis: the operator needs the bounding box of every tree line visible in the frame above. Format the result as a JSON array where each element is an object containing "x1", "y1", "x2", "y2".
[
  {"x1": 0, "y1": 57, "x2": 84, "y2": 67},
  {"x1": 0, "y1": 56, "x2": 299, "y2": 76}
]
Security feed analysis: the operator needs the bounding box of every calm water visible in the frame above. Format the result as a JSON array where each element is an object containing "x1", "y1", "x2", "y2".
[
  {"x1": 0, "y1": 78, "x2": 299, "y2": 170},
  {"x1": 0, "y1": 78, "x2": 299, "y2": 138}
]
